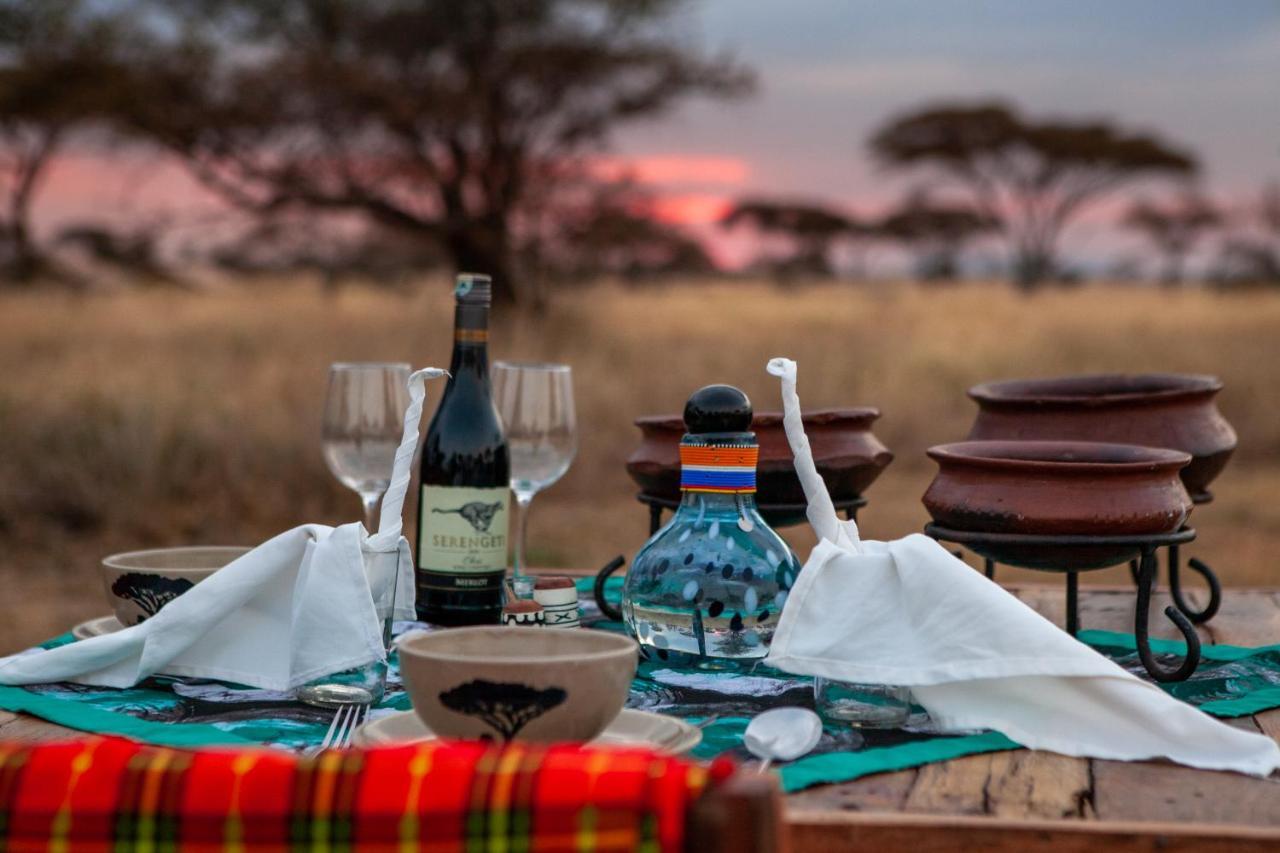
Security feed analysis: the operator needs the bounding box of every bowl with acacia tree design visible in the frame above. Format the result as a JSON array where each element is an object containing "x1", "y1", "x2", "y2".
[
  {"x1": 100, "y1": 547, "x2": 250, "y2": 627},
  {"x1": 397, "y1": 627, "x2": 638, "y2": 743}
]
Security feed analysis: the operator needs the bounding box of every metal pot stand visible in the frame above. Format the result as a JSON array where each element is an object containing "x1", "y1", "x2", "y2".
[{"x1": 925, "y1": 524, "x2": 1204, "y2": 683}]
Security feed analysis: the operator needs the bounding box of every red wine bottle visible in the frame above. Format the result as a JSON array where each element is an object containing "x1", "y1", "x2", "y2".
[{"x1": 415, "y1": 273, "x2": 510, "y2": 625}]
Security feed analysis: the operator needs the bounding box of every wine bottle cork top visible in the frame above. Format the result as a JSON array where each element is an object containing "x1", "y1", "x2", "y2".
[
  {"x1": 534, "y1": 576, "x2": 576, "y2": 590},
  {"x1": 454, "y1": 273, "x2": 492, "y2": 304}
]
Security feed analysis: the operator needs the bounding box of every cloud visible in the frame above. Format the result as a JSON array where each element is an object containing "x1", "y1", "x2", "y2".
[
  {"x1": 649, "y1": 193, "x2": 735, "y2": 225},
  {"x1": 590, "y1": 155, "x2": 750, "y2": 187}
]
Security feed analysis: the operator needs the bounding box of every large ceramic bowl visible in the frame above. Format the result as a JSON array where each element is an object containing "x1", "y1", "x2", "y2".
[
  {"x1": 398, "y1": 628, "x2": 638, "y2": 743},
  {"x1": 100, "y1": 546, "x2": 249, "y2": 626},
  {"x1": 628, "y1": 408, "x2": 892, "y2": 522},
  {"x1": 923, "y1": 441, "x2": 1193, "y2": 570},
  {"x1": 967, "y1": 374, "x2": 1236, "y2": 501}
]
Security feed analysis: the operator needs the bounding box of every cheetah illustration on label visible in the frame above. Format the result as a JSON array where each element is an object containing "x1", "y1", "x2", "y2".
[{"x1": 433, "y1": 501, "x2": 503, "y2": 532}]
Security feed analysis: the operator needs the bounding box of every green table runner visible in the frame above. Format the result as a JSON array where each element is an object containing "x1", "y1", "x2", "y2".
[{"x1": 1, "y1": 578, "x2": 1277, "y2": 794}]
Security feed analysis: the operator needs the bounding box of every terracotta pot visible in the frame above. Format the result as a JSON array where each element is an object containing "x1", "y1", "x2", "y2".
[
  {"x1": 923, "y1": 440, "x2": 1193, "y2": 570},
  {"x1": 627, "y1": 408, "x2": 893, "y2": 510},
  {"x1": 967, "y1": 374, "x2": 1236, "y2": 501}
]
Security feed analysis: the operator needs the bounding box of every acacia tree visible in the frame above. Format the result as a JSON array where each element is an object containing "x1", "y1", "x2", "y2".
[
  {"x1": 525, "y1": 175, "x2": 714, "y2": 287},
  {"x1": 721, "y1": 199, "x2": 864, "y2": 280},
  {"x1": 877, "y1": 189, "x2": 997, "y2": 281},
  {"x1": 868, "y1": 101, "x2": 1197, "y2": 289},
  {"x1": 0, "y1": 0, "x2": 122, "y2": 283},
  {"x1": 1211, "y1": 184, "x2": 1280, "y2": 287},
  {"x1": 1123, "y1": 193, "x2": 1220, "y2": 286},
  {"x1": 119, "y1": 0, "x2": 752, "y2": 304}
]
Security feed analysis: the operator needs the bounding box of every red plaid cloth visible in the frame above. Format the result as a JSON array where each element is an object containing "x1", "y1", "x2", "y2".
[{"x1": 0, "y1": 735, "x2": 733, "y2": 852}]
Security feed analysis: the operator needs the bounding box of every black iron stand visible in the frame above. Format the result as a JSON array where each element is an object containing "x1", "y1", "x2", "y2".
[
  {"x1": 925, "y1": 524, "x2": 1202, "y2": 683},
  {"x1": 1125, "y1": 490, "x2": 1223, "y2": 625},
  {"x1": 637, "y1": 493, "x2": 866, "y2": 535}
]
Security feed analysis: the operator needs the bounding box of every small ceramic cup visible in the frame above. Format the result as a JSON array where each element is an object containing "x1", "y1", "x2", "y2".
[
  {"x1": 533, "y1": 576, "x2": 580, "y2": 628},
  {"x1": 100, "y1": 546, "x2": 249, "y2": 627},
  {"x1": 503, "y1": 599, "x2": 545, "y2": 626}
]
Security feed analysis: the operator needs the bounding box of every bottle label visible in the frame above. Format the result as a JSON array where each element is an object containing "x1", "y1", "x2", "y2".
[{"x1": 418, "y1": 485, "x2": 510, "y2": 573}]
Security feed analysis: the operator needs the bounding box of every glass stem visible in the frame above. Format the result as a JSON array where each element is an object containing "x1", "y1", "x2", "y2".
[
  {"x1": 360, "y1": 491, "x2": 382, "y2": 535},
  {"x1": 513, "y1": 492, "x2": 534, "y2": 580}
]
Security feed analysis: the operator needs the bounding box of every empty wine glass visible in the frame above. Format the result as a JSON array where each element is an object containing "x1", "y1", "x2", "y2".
[
  {"x1": 322, "y1": 363, "x2": 411, "y2": 533},
  {"x1": 493, "y1": 362, "x2": 577, "y2": 597}
]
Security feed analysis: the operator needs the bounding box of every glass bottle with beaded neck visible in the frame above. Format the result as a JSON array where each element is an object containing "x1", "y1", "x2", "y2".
[{"x1": 622, "y1": 385, "x2": 803, "y2": 668}]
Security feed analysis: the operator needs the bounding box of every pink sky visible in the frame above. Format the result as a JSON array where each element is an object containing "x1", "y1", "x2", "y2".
[{"x1": 31, "y1": 0, "x2": 1279, "y2": 278}]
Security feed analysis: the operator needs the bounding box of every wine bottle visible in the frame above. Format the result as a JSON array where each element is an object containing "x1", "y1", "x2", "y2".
[{"x1": 415, "y1": 273, "x2": 510, "y2": 625}]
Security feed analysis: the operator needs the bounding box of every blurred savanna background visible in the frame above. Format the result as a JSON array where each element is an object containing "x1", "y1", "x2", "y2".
[{"x1": 1, "y1": 0, "x2": 1278, "y2": 651}]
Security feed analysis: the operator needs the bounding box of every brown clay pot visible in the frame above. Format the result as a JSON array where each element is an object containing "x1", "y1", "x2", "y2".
[
  {"x1": 627, "y1": 408, "x2": 893, "y2": 510},
  {"x1": 967, "y1": 374, "x2": 1236, "y2": 501},
  {"x1": 923, "y1": 440, "x2": 1193, "y2": 570}
]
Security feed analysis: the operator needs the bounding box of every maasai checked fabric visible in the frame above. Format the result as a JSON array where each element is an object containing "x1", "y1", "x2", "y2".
[
  {"x1": 0, "y1": 735, "x2": 732, "y2": 852},
  {"x1": 678, "y1": 443, "x2": 759, "y2": 494}
]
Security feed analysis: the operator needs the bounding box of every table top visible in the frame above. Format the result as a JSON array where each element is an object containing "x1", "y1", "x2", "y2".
[{"x1": 3, "y1": 581, "x2": 1278, "y2": 851}]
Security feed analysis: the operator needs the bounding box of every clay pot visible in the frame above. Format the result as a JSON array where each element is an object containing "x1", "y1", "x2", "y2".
[
  {"x1": 967, "y1": 374, "x2": 1236, "y2": 501},
  {"x1": 923, "y1": 440, "x2": 1193, "y2": 569},
  {"x1": 627, "y1": 408, "x2": 893, "y2": 513}
]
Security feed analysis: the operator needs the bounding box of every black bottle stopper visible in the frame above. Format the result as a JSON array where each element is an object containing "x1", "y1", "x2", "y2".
[{"x1": 683, "y1": 385, "x2": 753, "y2": 434}]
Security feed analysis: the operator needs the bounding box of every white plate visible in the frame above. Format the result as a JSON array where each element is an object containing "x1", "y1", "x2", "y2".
[
  {"x1": 72, "y1": 615, "x2": 125, "y2": 640},
  {"x1": 353, "y1": 708, "x2": 702, "y2": 754}
]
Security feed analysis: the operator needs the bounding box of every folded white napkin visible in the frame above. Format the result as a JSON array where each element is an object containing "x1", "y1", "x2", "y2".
[
  {"x1": 763, "y1": 357, "x2": 1280, "y2": 777},
  {"x1": 0, "y1": 368, "x2": 445, "y2": 692}
]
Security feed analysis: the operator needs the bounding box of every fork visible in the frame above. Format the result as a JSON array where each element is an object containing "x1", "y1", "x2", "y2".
[{"x1": 314, "y1": 703, "x2": 368, "y2": 753}]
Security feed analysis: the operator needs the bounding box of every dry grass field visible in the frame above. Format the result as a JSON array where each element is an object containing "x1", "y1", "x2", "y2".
[{"x1": 2, "y1": 278, "x2": 1279, "y2": 652}]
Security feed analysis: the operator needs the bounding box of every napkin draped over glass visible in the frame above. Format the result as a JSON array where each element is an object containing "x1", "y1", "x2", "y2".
[
  {"x1": 763, "y1": 357, "x2": 1280, "y2": 777},
  {"x1": 0, "y1": 368, "x2": 446, "y2": 692}
]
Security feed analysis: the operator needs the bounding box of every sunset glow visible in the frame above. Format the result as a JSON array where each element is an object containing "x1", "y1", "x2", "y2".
[{"x1": 589, "y1": 155, "x2": 750, "y2": 187}]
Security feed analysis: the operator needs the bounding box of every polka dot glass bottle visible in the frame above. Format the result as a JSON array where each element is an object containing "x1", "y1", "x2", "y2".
[{"x1": 621, "y1": 385, "x2": 803, "y2": 668}]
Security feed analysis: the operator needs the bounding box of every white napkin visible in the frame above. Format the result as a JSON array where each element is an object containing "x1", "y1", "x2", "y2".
[
  {"x1": 0, "y1": 368, "x2": 445, "y2": 692},
  {"x1": 763, "y1": 357, "x2": 1280, "y2": 777}
]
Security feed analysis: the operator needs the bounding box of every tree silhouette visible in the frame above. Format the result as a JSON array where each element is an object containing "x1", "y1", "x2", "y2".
[
  {"x1": 869, "y1": 101, "x2": 1197, "y2": 289},
  {"x1": 117, "y1": 0, "x2": 752, "y2": 304},
  {"x1": 721, "y1": 199, "x2": 865, "y2": 281},
  {"x1": 527, "y1": 176, "x2": 714, "y2": 289},
  {"x1": 0, "y1": 0, "x2": 124, "y2": 284},
  {"x1": 1210, "y1": 184, "x2": 1280, "y2": 288},
  {"x1": 877, "y1": 189, "x2": 997, "y2": 281},
  {"x1": 438, "y1": 679, "x2": 567, "y2": 740},
  {"x1": 1123, "y1": 193, "x2": 1220, "y2": 286},
  {"x1": 110, "y1": 573, "x2": 195, "y2": 622}
]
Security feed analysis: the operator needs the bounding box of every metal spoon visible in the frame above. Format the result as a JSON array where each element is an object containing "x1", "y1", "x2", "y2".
[{"x1": 743, "y1": 707, "x2": 824, "y2": 773}]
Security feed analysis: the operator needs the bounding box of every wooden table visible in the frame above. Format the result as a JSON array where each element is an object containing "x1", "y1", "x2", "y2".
[{"x1": 3, "y1": 584, "x2": 1278, "y2": 851}]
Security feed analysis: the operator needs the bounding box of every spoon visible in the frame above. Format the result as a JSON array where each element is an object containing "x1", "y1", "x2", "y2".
[{"x1": 743, "y1": 707, "x2": 824, "y2": 773}]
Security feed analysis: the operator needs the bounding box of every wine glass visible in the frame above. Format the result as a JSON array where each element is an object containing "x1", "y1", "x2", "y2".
[
  {"x1": 322, "y1": 362, "x2": 411, "y2": 533},
  {"x1": 493, "y1": 362, "x2": 577, "y2": 597}
]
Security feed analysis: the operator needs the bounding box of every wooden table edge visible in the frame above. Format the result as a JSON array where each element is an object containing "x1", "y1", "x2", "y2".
[{"x1": 787, "y1": 808, "x2": 1280, "y2": 847}]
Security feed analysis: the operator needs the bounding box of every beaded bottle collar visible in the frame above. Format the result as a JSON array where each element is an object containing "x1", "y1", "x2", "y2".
[{"x1": 679, "y1": 434, "x2": 758, "y2": 494}]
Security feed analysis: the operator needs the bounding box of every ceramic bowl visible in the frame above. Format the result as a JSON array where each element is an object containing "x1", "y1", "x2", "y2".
[
  {"x1": 100, "y1": 546, "x2": 249, "y2": 626},
  {"x1": 628, "y1": 408, "x2": 892, "y2": 525},
  {"x1": 397, "y1": 627, "x2": 638, "y2": 743},
  {"x1": 923, "y1": 440, "x2": 1193, "y2": 569},
  {"x1": 967, "y1": 373, "x2": 1236, "y2": 501}
]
